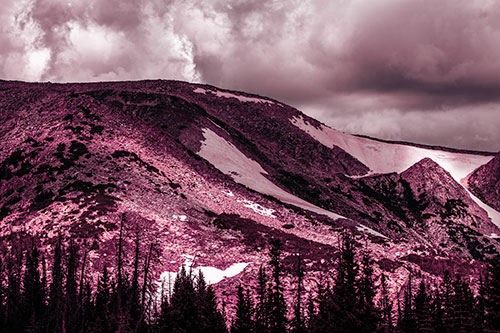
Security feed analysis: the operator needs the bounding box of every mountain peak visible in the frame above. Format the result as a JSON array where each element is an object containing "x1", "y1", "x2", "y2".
[{"x1": 401, "y1": 157, "x2": 453, "y2": 184}]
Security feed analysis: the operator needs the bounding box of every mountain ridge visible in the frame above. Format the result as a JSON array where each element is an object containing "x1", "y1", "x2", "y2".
[{"x1": 1, "y1": 79, "x2": 499, "y2": 307}]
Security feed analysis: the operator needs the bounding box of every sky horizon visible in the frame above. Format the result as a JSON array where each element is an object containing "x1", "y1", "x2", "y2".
[{"x1": 1, "y1": 0, "x2": 500, "y2": 152}]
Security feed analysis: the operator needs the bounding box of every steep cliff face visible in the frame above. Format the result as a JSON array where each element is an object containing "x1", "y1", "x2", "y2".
[
  {"x1": 468, "y1": 152, "x2": 500, "y2": 211},
  {"x1": 400, "y1": 158, "x2": 497, "y2": 259},
  {"x1": 0, "y1": 79, "x2": 499, "y2": 298}
]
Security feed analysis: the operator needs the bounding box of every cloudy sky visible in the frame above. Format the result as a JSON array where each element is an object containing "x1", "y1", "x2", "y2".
[{"x1": 1, "y1": 0, "x2": 500, "y2": 151}]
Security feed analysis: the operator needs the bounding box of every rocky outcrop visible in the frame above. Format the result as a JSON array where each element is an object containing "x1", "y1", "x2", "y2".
[{"x1": 468, "y1": 152, "x2": 500, "y2": 211}]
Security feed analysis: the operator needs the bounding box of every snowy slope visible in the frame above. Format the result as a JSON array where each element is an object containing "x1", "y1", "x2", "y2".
[
  {"x1": 465, "y1": 188, "x2": 500, "y2": 233},
  {"x1": 291, "y1": 116, "x2": 500, "y2": 228},
  {"x1": 197, "y1": 128, "x2": 345, "y2": 220},
  {"x1": 193, "y1": 87, "x2": 274, "y2": 104}
]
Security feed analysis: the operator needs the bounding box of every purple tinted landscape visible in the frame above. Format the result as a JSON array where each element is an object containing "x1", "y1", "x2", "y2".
[{"x1": 0, "y1": 79, "x2": 499, "y2": 331}]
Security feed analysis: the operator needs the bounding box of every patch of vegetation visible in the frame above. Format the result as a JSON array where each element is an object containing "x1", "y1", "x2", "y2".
[
  {"x1": 169, "y1": 182, "x2": 182, "y2": 190},
  {"x1": 185, "y1": 148, "x2": 202, "y2": 161},
  {"x1": 63, "y1": 114, "x2": 73, "y2": 121},
  {"x1": 34, "y1": 164, "x2": 56, "y2": 176},
  {"x1": 0, "y1": 205, "x2": 11, "y2": 221},
  {"x1": 4, "y1": 149, "x2": 25, "y2": 167},
  {"x1": 78, "y1": 105, "x2": 100, "y2": 121},
  {"x1": 64, "y1": 125, "x2": 85, "y2": 135},
  {"x1": 0, "y1": 165, "x2": 12, "y2": 181},
  {"x1": 377, "y1": 258, "x2": 402, "y2": 272},
  {"x1": 111, "y1": 150, "x2": 161, "y2": 174},
  {"x1": 212, "y1": 213, "x2": 334, "y2": 263},
  {"x1": 90, "y1": 124, "x2": 104, "y2": 135},
  {"x1": 69, "y1": 220, "x2": 103, "y2": 238},
  {"x1": 14, "y1": 160, "x2": 33, "y2": 177},
  {"x1": 440, "y1": 198, "x2": 468, "y2": 219},
  {"x1": 30, "y1": 190, "x2": 55, "y2": 211},
  {"x1": 6, "y1": 196, "x2": 21, "y2": 205},
  {"x1": 68, "y1": 140, "x2": 89, "y2": 160}
]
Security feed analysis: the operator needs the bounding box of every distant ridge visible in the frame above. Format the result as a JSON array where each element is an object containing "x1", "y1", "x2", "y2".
[{"x1": 354, "y1": 133, "x2": 497, "y2": 156}]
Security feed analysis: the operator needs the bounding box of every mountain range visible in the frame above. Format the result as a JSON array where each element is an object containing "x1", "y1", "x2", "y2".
[{"x1": 0, "y1": 79, "x2": 499, "y2": 306}]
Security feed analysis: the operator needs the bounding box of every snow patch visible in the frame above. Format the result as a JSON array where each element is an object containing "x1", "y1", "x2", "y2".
[
  {"x1": 198, "y1": 128, "x2": 345, "y2": 220},
  {"x1": 357, "y1": 224, "x2": 388, "y2": 239},
  {"x1": 222, "y1": 189, "x2": 235, "y2": 197},
  {"x1": 159, "y1": 255, "x2": 250, "y2": 285},
  {"x1": 172, "y1": 214, "x2": 187, "y2": 221},
  {"x1": 237, "y1": 199, "x2": 276, "y2": 218},
  {"x1": 193, "y1": 87, "x2": 273, "y2": 104},
  {"x1": 193, "y1": 87, "x2": 207, "y2": 94}
]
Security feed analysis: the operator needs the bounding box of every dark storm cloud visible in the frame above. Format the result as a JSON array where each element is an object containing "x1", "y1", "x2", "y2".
[{"x1": 1, "y1": 0, "x2": 499, "y2": 150}]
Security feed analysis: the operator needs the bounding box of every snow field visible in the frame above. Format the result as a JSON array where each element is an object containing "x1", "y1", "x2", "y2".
[
  {"x1": 197, "y1": 128, "x2": 345, "y2": 221},
  {"x1": 290, "y1": 116, "x2": 500, "y2": 228}
]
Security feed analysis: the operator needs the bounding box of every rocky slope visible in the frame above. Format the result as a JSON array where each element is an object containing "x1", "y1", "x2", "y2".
[
  {"x1": 468, "y1": 152, "x2": 500, "y2": 211},
  {"x1": 0, "y1": 79, "x2": 499, "y2": 307}
]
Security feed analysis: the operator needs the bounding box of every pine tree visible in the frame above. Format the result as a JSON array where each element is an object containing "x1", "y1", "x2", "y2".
[
  {"x1": 291, "y1": 254, "x2": 305, "y2": 333},
  {"x1": 65, "y1": 239, "x2": 79, "y2": 332},
  {"x1": 95, "y1": 266, "x2": 112, "y2": 331},
  {"x1": 82, "y1": 281, "x2": 94, "y2": 331},
  {"x1": 430, "y1": 285, "x2": 444, "y2": 333},
  {"x1": 22, "y1": 239, "x2": 45, "y2": 330},
  {"x1": 157, "y1": 274, "x2": 172, "y2": 331},
  {"x1": 78, "y1": 245, "x2": 88, "y2": 331},
  {"x1": 196, "y1": 271, "x2": 226, "y2": 332},
  {"x1": 312, "y1": 281, "x2": 337, "y2": 333},
  {"x1": 231, "y1": 285, "x2": 254, "y2": 333},
  {"x1": 304, "y1": 293, "x2": 316, "y2": 332},
  {"x1": 475, "y1": 275, "x2": 486, "y2": 332},
  {"x1": 129, "y1": 226, "x2": 142, "y2": 329},
  {"x1": 358, "y1": 252, "x2": 379, "y2": 332},
  {"x1": 334, "y1": 233, "x2": 358, "y2": 308},
  {"x1": 5, "y1": 248, "x2": 23, "y2": 332},
  {"x1": 398, "y1": 270, "x2": 415, "y2": 333},
  {"x1": 201, "y1": 284, "x2": 227, "y2": 333},
  {"x1": 0, "y1": 256, "x2": 4, "y2": 331},
  {"x1": 448, "y1": 278, "x2": 476, "y2": 333},
  {"x1": 440, "y1": 270, "x2": 454, "y2": 331},
  {"x1": 268, "y1": 239, "x2": 287, "y2": 333},
  {"x1": 40, "y1": 254, "x2": 48, "y2": 311},
  {"x1": 332, "y1": 232, "x2": 361, "y2": 332},
  {"x1": 483, "y1": 257, "x2": 500, "y2": 331},
  {"x1": 255, "y1": 265, "x2": 270, "y2": 332},
  {"x1": 413, "y1": 280, "x2": 432, "y2": 332},
  {"x1": 142, "y1": 242, "x2": 154, "y2": 310},
  {"x1": 167, "y1": 266, "x2": 200, "y2": 332},
  {"x1": 48, "y1": 236, "x2": 64, "y2": 332},
  {"x1": 378, "y1": 273, "x2": 393, "y2": 332}
]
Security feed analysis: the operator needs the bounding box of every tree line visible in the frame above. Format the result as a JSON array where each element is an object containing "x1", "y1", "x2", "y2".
[{"x1": 0, "y1": 231, "x2": 499, "y2": 332}]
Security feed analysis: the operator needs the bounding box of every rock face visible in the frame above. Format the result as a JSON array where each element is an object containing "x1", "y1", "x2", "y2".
[
  {"x1": 468, "y1": 152, "x2": 500, "y2": 211},
  {"x1": 354, "y1": 158, "x2": 498, "y2": 259},
  {"x1": 0, "y1": 79, "x2": 499, "y2": 298}
]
